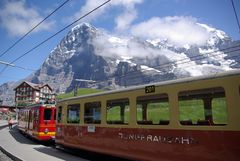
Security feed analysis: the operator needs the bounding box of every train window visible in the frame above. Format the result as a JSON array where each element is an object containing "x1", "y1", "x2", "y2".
[
  {"x1": 212, "y1": 98, "x2": 227, "y2": 124},
  {"x1": 57, "y1": 106, "x2": 62, "y2": 123},
  {"x1": 67, "y1": 104, "x2": 80, "y2": 124},
  {"x1": 107, "y1": 98, "x2": 129, "y2": 125},
  {"x1": 137, "y1": 94, "x2": 170, "y2": 125},
  {"x1": 84, "y1": 102, "x2": 101, "y2": 124},
  {"x1": 31, "y1": 111, "x2": 34, "y2": 122},
  {"x1": 44, "y1": 108, "x2": 52, "y2": 120},
  {"x1": 178, "y1": 87, "x2": 227, "y2": 126},
  {"x1": 34, "y1": 110, "x2": 39, "y2": 122},
  {"x1": 25, "y1": 111, "x2": 29, "y2": 122}
]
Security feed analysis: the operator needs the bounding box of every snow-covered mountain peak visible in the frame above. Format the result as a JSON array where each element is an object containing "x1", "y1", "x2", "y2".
[
  {"x1": 197, "y1": 23, "x2": 228, "y2": 38},
  {"x1": 197, "y1": 23, "x2": 231, "y2": 46},
  {"x1": 71, "y1": 22, "x2": 95, "y2": 32}
]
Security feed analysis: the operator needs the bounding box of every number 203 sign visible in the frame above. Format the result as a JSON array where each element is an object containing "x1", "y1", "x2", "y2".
[{"x1": 145, "y1": 85, "x2": 155, "y2": 94}]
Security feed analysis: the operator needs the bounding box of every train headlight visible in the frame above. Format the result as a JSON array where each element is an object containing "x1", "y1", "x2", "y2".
[{"x1": 44, "y1": 128, "x2": 49, "y2": 134}]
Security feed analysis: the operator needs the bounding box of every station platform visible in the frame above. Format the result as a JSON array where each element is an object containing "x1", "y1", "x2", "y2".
[
  {"x1": 0, "y1": 120, "x2": 8, "y2": 127},
  {"x1": 0, "y1": 125, "x2": 87, "y2": 161}
]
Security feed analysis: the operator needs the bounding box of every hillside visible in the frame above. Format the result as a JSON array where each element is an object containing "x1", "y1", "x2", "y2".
[{"x1": 57, "y1": 88, "x2": 103, "y2": 100}]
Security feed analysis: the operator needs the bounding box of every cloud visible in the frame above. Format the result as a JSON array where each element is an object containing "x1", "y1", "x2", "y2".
[
  {"x1": 91, "y1": 33, "x2": 169, "y2": 59},
  {"x1": 66, "y1": 0, "x2": 109, "y2": 23},
  {"x1": 66, "y1": 0, "x2": 143, "y2": 31},
  {"x1": 130, "y1": 16, "x2": 211, "y2": 46},
  {"x1": 69, "y1": 1, "x2": 210, "y2": 46},
  {"x1": 0, "y1": 0, "x2": 55, "y2": 37},
  {"x1": 114, "y1": 3, "x2": 138, "y2": 31},
  {"x1": 113, "y1": 0, "x2": 143, "y2": 31}
]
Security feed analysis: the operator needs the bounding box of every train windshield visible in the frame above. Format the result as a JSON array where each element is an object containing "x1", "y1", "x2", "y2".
[{"x1": 44, "y1": 108, "x2": 52, "y2": 120}]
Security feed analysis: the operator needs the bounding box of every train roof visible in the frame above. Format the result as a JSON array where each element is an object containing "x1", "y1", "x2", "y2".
[
  {"x1": 21, "y1": 102, "x2": 56, "y2": 108},
  {"x1": 57, "y1": 69, "x2": 240, "y2": 103}
]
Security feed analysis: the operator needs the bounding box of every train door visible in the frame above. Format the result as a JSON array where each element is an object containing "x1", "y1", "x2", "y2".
[
  {"x1": 33, "y1": 108, "x2": 39, "y2": 131},
  {"x1": 53, "y1": 108, "x2": 56, "y2": 122},
  {"x1": 43, "y1": 107, "x2": 55, "y2": 136},
  {"x1": 27, "y1": 110, "x2": 31, "y2": 132},
  {"x1": 28, "y1": 109, "x2": 34, "y2": 131},
  {"x1": 24, "y1": 110, "x2": 28, "y2": 131}
]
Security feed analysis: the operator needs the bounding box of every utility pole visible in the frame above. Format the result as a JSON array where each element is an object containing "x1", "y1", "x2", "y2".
[{"x1": 74, "y1": 79, "x2": 96, "y2": 96}]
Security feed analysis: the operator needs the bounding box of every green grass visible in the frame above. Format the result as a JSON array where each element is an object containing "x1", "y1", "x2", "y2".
[
  {"x1": 179, "y1": 98, "x2": 227, "y2": 124},
  {"x1": 106, "y1": 99, "x2": 227, "y2": 125},
  {"x1": 137, "y1": 103, "x2": 170, "y2": 124},
  {"x1": 179, "y1": 100, "x2": 205, "y2": 124},
  {"x1": 212, "y1": 98, "x2": 228, "y2": 124},
  {"x1": 57, "y1": 88, "x2": 103, "y2": 100},
  {"x1": 107, "y1": 106, "x2": 130, "y2": 123}
]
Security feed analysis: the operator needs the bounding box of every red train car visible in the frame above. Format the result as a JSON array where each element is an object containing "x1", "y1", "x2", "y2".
[
  {"x1": 56, "y1": 70, "x2": 240, "y2": 161},
  {"x1": 18, "y1": 103, "x2": 56, "y2": 141}
]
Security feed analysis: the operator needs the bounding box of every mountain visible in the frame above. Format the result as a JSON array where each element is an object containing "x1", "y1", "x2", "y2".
[
  {"x1": 1, "y1": 22, "x2": 239, "y2": 105},
  {"x1": 0, "y1": 82, "x2": 16, "y2": 106}
]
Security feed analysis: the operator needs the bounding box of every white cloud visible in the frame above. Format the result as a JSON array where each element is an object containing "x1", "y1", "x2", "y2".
[
  {"x1": 92, "y1": 33, "x2": 169, "y2": 59},
  {"x1": 70, "y1": 1, "x2": 210, "y2": 46},
  {"x1": 0, "y1": 0, "x2": 55, "y2": 37},
  {"x1": 114, "y1": 3, "x2": 138, "y2": 31},
  {"x1": 67, "y1": 0, "x2": 108, "y2": 23},
  {"x1": 67, "y1": 0, "x2": 143, "y2": 31},
  {"x1": 113, "y1": 0, "x2": 143, "y2": 31},
  {"x1": 130, "y1": 16, "x2": 211, "y2": 46}
]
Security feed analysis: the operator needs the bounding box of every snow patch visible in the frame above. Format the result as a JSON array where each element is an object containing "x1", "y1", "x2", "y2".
[
  {"x1": 108, "y1": 36, "x2": 128, "y2": 45},
  {"x1": 141, "y1": 65, "x2": 161, "y2": 73}
]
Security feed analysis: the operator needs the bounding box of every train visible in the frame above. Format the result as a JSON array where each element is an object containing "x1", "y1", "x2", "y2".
[
  {"x1": 55, "y1": 70, "x2": 240, "y2": 161},
  {"x1": 18, "y1": 102, "x2": 56, "y2": 141}
]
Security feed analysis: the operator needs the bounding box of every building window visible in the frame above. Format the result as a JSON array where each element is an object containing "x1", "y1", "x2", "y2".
[
  {"x1": 67, "y1": 104, "x2": 80, "y2": 123},
  {"x1": 107, "y1": 98, "x2": 129, "y2": 125},
  {"x1": 137, "y1": 94, "x2": 170, "y2": 125},
  {"x1": 84, "y1": 102, "x2": 101, "y2": 124},
  {"x1": 178, "y1": 87, "x2": 227, "y2": 126}
]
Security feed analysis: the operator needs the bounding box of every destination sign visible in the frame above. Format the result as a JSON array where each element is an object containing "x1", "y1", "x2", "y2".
[{"x1": 145, "y1": 85, "x2": 155, "y2": 93}]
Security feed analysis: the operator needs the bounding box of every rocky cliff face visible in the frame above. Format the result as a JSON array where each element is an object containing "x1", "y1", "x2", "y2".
[
  {"x1": 1, "y1": 22, "x2": 239, "y2": 105},
  {"x1": 0, "y1": 82, "x2": 16, "y2": 106}
]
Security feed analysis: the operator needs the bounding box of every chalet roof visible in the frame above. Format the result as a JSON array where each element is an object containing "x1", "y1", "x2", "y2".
[
  {"x1": 14, "y1": 81, "x2": 53, "y2": 91},
  {"x1": 25, "y1": 81, "x2": 39, "y2": 89}
]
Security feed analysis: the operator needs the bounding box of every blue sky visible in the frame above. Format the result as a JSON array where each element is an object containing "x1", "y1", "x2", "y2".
[{"x1": 0, "y1": 0, "x2": 239, "y2": 85}]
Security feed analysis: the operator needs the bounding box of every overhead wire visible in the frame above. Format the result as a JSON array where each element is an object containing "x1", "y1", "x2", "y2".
[
  {"x1": 231, "y1": 0, "x2": 240, "y2": 33},
  {"x1": 0, "y1": 60, "x2": 36, "y2": 72},
  {"x1": 0, "y1": 0, "x2": 70, "y2": 58},
  {"x1": 0, "y1": 0, "x2": 111, "y2": 75}
]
